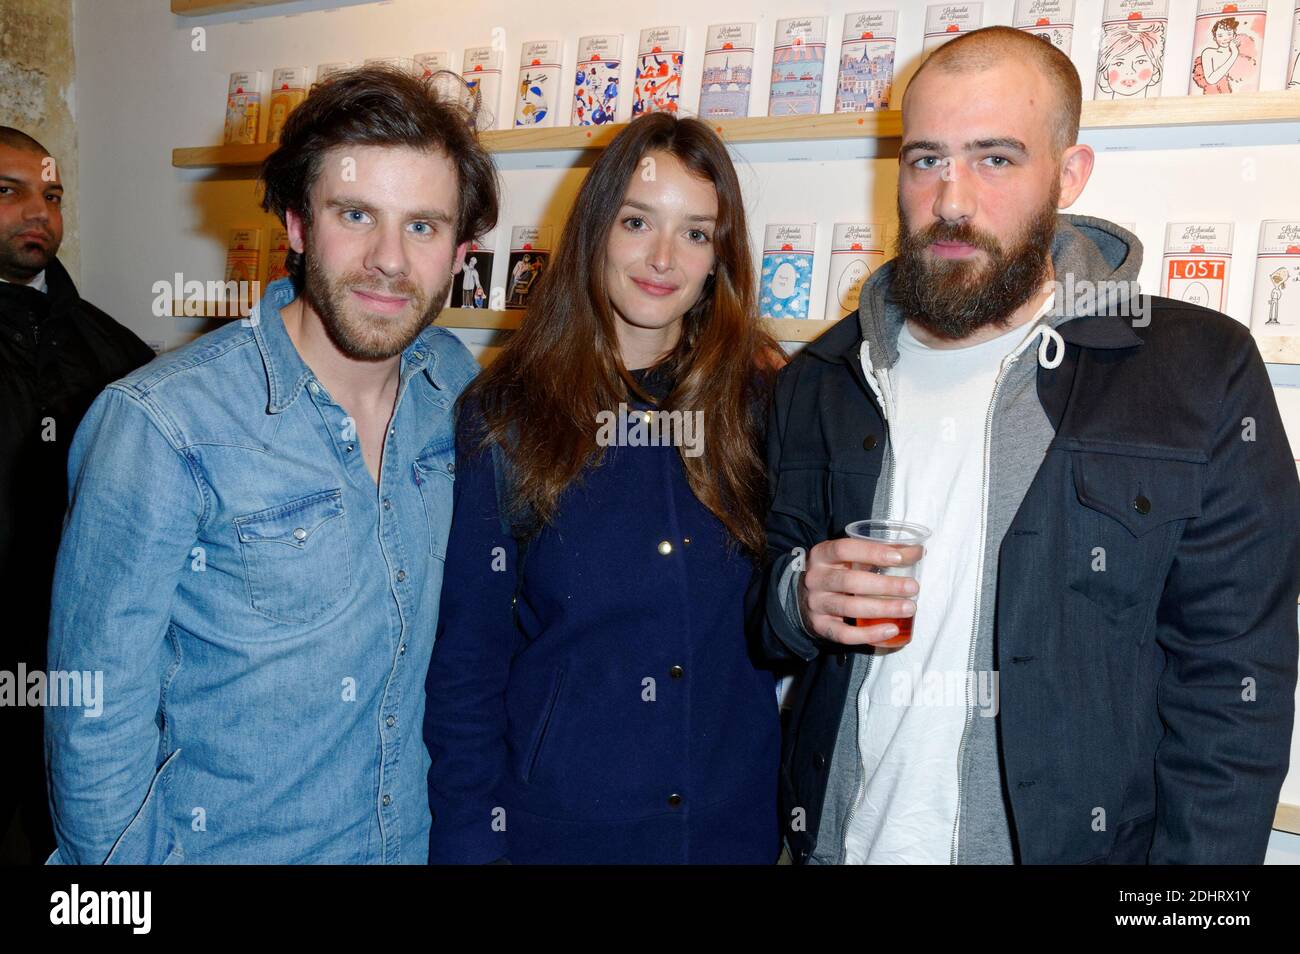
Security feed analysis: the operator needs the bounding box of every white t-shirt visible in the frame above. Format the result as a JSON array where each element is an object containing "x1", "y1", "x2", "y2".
[{"x1": 842, "y1": 302, "x2": 1052, "y2": 865}]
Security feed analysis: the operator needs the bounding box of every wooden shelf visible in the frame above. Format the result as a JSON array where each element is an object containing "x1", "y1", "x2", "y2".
[
  {"x1": 173, "y1": 92, "x2": 1300, "y2": 172},
  {"x1": 170, "y1": 299, "x2": 256, "y2": 318},
  {"x1": 172, "y1": 112, "x2": 903, "y2": 170},
  {"x1": 1082, "y1": 89, "x2": 1300, "y2": 129},
  {"x1": 1257, "y1": 336, "x2": 1300, "y2": 365},
  {"x1": 167, "y1": 302, "x2": 837, "y2": 342},
  {"x1": 171, "y1": 0, "x2": 290, "y2": 15},
  {"x1": 435, "y1": 308, "x2": 522, "y2": 331},
  {"x1": 173, "y1": 143, "x2": 276, "y2": 169}
]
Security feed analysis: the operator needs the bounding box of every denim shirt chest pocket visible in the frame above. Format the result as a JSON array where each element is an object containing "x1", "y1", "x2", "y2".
[
  {"x1": 413, "y1": 437, "x2": 455, "y2": 560},
  {"x1": 1065, "y1": 447, "x2": 1204, "y2": 619},
  {"x1": 234, "y1": 489, "x2": 351, "y2": 624}
]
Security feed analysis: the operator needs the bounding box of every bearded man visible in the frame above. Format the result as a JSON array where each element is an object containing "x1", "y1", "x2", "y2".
[
  {"x1": 45, "y1": 66, "x2": 498, "y2": 864},
  {"x1": 751, "y1": 27, "x2": 1299, "y2": 865}
]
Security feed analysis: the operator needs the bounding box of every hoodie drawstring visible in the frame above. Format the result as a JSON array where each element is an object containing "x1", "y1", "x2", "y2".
[{"x1": 1034, "y1": 325, "x2": 1065, "y2": 369}]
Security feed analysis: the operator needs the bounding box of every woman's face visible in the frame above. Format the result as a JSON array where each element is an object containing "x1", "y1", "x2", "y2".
[
  {"x1": 603, "y1": 150, "x2": 719, "y2": 339},
  {"x1": 1214, "y1": 26, "x2": 1235, "y2": 48},
  {"x1": 1104, "y1": 44, "x2": 1157, "y2": 95}
]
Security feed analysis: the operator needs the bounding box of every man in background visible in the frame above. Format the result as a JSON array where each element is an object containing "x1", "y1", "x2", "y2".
[{"x1": 0, "y1": 127, "x2": 154, "y2": 864}]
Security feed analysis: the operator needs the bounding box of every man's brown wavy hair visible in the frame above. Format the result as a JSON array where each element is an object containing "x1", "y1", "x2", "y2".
[
  {"x1": 259, "y1": 65, "x2": 499, "y2": 288},
  {"x1": 463, "y1": 112, "x2": 784, "y2": 562}
]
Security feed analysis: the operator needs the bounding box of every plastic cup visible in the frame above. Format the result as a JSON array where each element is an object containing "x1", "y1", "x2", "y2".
[{"x1": 844, "y1": 519, "x2": 931, "y2": 648}]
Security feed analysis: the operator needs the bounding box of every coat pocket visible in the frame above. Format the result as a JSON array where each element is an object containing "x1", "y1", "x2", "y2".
[
  {"x1": 770, "y1": 465, "x2": 833, "y2": 543},
  {"x1": 234, "y1": 489, "x2": 350, "y2": 624},
  {"x1": 522, "y1": 668, "x2": 566, "y2": 785},
  {"x1": 1066, "y1": 447, "x2": 1204, "y2": 620}
]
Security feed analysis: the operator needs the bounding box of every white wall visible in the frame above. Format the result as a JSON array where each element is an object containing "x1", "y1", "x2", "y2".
[{"x1": 70, "y1": 0, "x2": 1300, "y2": 858}]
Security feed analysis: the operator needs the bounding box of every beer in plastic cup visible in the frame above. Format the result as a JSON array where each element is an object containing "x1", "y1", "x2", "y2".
[{"x1": 844, "y1": 519, "x2": 931, "y2": 648}]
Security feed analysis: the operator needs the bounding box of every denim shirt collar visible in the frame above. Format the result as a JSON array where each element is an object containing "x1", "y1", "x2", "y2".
[{"x1": 253, "y1": 278, "x2": 451, "y2": 414}]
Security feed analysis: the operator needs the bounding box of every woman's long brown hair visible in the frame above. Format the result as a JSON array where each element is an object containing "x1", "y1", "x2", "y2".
[{"x1": 460, "y1": 112, "x2": 784, "y2": 561}]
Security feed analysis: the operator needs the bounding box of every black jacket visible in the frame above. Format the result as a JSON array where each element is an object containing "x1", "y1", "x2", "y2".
[
  {"x1": 0, "y1": 257, "x2": 155, "y2": 664},
  {"x1": 751, "y1": 292, "x2": 1300, "y2": 864}
]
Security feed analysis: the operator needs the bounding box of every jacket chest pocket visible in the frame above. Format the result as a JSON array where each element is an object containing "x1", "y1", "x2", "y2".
[
  {"x1": 1065, "y1": 449, "x2": 1204, "y2": 621},
  {"x1": 413, "y1": 441, "x2": 455, "y2": 560},
  {"x1": 771, "y1": 465, "x2": 833, "y2": 545},
  {"x1": 234, "y1": 489, "x2": 351, "y2": 625}
]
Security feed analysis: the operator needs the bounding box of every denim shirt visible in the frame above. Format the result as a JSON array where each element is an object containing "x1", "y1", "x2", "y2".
[{"x1": 45, "y1": 278, "x2": 477, "y2": 864}]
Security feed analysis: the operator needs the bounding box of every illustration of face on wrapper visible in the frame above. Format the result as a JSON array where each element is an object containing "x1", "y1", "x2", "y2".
[
  {"x1": 1096, "y1": 24, "x2": 1165, "y2": 99},
  {"x1": 1212, "y1": 19, "x2": 1238, "y2": 50}
]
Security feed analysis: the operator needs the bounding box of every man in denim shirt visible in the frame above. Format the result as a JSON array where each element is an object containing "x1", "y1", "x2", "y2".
[{"x1": 44, "y1": 66, "x2": 499, "y2": 863}]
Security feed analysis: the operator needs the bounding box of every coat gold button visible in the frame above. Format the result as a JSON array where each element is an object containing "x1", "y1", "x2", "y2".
[
  {"x1": 657, "y1": 540, "x2": 673, "y2": 555},
  {"x1": 670, "y1": 665, "x2": 684, "y2": 679}
]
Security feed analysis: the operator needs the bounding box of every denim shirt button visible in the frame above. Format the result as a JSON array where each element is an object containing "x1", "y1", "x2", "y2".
[
  {"x1": 292, "y1": 527, "x2": 307, "y2": 541},
  {"x1": 396, "y1": 570, "x2": 407, "y2": 582},
  {"x1": 386, "y1": 715, "x2": 396, "y2": 727},
  {"x1": 399, "y1": 643, "x2": 407, "y2": 654},
  {"x1": 382, "y1": 794, "x2": 391, "y2": 807}
]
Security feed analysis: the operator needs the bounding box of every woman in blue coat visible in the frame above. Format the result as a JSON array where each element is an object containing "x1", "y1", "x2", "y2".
[{"x1": 424, "y1": 112, "x2": 785, "y2": 864}]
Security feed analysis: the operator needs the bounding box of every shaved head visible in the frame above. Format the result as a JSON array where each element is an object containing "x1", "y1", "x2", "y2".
[
  {"x1": 904, "y1": 26, "x2": 1082, "y2": 155},
  {"x1": 0, "y1": 126, "x2": 50, "y2": 156}
]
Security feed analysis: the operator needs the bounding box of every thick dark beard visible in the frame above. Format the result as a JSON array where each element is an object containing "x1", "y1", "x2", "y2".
[
  {"x1": 302, "y1": 243, "x2": 452, "y2": 360},
  {"x1": 891, "y1": 190, "x2": 1060, "y2": 341}
]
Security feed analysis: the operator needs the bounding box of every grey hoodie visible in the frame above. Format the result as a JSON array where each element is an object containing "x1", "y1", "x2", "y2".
[{"x1": 785, "y1": 214, "x2": 1145, "y2": 864}]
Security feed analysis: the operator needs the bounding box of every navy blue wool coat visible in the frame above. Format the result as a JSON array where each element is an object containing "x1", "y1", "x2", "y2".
[{"x1": 424, "y1": 364, "x2": 782, "y2": 864}]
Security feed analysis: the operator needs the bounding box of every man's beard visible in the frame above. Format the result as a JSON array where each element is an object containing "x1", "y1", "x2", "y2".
[
  {"x1": 301, "y1": 241, "x2": 452, "y2": 361},
  {"x1": 891, "y1": 189, "x2": 1059, "y2": 341},
  {"x1": 0, "y1": 224, "x2": 57, "y2": 282}
]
